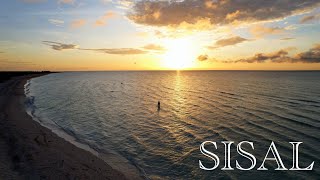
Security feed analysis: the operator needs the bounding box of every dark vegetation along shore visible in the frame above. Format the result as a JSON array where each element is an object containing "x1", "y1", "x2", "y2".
[
  {"x1": 0, "y1": 71, "x2": 51, "y2": 83},
  {"x1": 0, "y1": 72, "x2": 141, "y2": 179}
]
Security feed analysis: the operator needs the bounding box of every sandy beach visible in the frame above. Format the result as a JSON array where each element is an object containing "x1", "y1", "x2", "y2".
[{"x1": 0, "y1": 74, "x2": 142, "y2": 179}]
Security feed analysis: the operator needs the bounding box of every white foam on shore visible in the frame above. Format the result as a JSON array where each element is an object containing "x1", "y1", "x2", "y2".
[
  {"x1": 24, "y1": 79, "x2": 99, "y2": 156},
  {"x1": 23, "y1": 77, "x2": 145, "y2": 179}
]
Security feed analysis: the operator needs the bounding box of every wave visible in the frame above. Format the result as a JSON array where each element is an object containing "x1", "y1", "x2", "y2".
[{"x1": 23, "y1": 78, "x2": 146, "y2": 179}]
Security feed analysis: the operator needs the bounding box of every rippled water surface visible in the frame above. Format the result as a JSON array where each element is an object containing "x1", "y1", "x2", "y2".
[{"x1": 27, "y1": 71, "x2": 320, "y2": 179}]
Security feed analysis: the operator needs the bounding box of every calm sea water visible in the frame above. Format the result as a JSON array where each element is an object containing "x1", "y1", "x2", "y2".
[{"x1": 26, "y1": 71, "x2": 320, "y2": 179}]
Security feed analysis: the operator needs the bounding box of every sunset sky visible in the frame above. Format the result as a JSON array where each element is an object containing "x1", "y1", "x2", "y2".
[{"x1": 0, "y1": 0, "x2": 320, "y2": 71}]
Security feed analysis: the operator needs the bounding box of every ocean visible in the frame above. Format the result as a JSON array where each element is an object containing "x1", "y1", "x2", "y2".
[{"x1": 25, "y1": 71, "x2": 320, "y2": 179}]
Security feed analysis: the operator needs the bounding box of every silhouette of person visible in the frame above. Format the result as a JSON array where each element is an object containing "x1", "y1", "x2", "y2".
[{"x1": 158, "y1": 101, "x2": 161, "y2": 111}]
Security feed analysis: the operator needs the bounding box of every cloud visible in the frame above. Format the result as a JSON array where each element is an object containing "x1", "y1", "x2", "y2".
[
  {"x1": 43, "y1": 41, "x2": 165, "y2": 55},
  {"x1": 58, "y1": 0, "x2": 75, "y2": 4},
  {"x1": 70, "y1": 19, "x2": 86, "y2": 28},
  {"x1": 201, "y1": 44, "x2": 320, "y2": 63},
  {"x1": 95, "y1": 11, "x2": 116, "y2": 26},
  {"x1": 128, "y1": 0, "x2": 320, "y2": 28},
  {"x1": 118, "y1": 0, "x2": 134, "y2": 8},
  {"x1": 102, "y1": 0, "x2": 134, "y2": 9},
  {"x1": 142, "y1": 44, "x2": 166, "y2": 51},
  {"x1": 21, "y1": 0, "x2": 46, "y2": 3},
  {"x1": 153, "y1": 30, "x2": 182, "y2": 38},
  {"x1": 136, "y1": 31, "x2": 149, "y2": 37},
  {"x1": 0, "y1": 60, "x2": 34, "y2": 65},
  {"x1": 197, "y1": 54, "x2": 209, "y2": 61},
  {"x1": 101, "y1": 0, "x2": 112, "y2": 3},
  {"x1": 296, "y1": 44, "x2": 320, "y2": 63},
  {"x1": 250, "y1": 25, "x2": 284, "y2": 38},
  {"x1": 43, "y1": 41, "x2": 78, "y2": 51},
  {"x1": 48, "y1": 19, "x2": 64, "y2": 26},
  {"x1": 208, "y1": 36, "x2": 249, "y2": 49},
  {"x1": 299, "y1": 14, "x2": 320, "y2": 23},
  {"x1": 280, "y1": 37, "x2": 295, "y2": 40},
  {"x1": 225, "y1": 10, "x2": 241, "y2": 21},
  {"x1": 80, "y1": 48, "x2": 147, "y2": 55},
  {"x1": 233, "y1": 50, "x2": 291, "y2": 63}
]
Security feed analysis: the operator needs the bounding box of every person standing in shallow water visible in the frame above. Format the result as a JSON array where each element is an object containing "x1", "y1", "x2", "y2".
[{"x1": 158, "y1": 101, "x2": 161, "y2": 111}]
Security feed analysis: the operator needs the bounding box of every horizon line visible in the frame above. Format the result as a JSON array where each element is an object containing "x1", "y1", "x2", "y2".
[{"x1": 1, "y1": 70, "x2": 320, "y2": 72}]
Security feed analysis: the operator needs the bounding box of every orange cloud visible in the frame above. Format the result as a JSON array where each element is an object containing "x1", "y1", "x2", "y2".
[
  {"x1": 204, "y1": 0, "x2": 217, "y2": 9},
  {"x1": 136, "y1": 32, "x2": 149, "y2": 37},
  {"x1": 200, "y1": 44, "x2": 320, "y2": 63},
  {"x1": 300, "y1": 13, "x2": 320, "y2": 23},
  {"x1": 280, "y1": 37, "x2": 295, "y2": 41},
  {"x1": 142, "y1": 44, "x2": 166, "y2": 52},
  {"x1": 70, "y1": 19, "x2": 86, "y2": 28},
  {"x1": 95, "y1": 11, "x2": 116, "y2": 26},
  {"x1": 197, "y1": 54, "x2": 209, "y2": 61},
  {"x1": 250, "y1": 25, "x2": 284, "y2": 38},
  {"x1": 128, "y1": 0, "x2": 320, "y2": 28},
  {"x1": 208, "y1": 36, "x2": 249, "y2": 49},
  {"x1": 226, "y1": 10, "x2": 241, "y2": 21}
]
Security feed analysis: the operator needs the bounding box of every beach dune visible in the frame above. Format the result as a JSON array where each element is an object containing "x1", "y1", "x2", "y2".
[{"x1": 0, "y1": 74, "x2": 140, "y2": 179}]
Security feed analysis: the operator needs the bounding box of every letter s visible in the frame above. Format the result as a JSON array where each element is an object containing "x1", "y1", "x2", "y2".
[
  {"x1": 199, "y1": 141, "x2": 220, "y2": 170},
  {"x1": 236, "y1": 141, "x2": 256, "y2": 170}
]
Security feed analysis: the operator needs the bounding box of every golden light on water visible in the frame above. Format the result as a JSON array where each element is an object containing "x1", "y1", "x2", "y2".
[{"x1": 162, "y1": 38, "x2": 198, "y2": 70}]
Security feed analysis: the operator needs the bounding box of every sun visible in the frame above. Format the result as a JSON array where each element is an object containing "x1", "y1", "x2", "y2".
[{"x1": 162, "y1": 38, "x2": 198, "y2": 70}]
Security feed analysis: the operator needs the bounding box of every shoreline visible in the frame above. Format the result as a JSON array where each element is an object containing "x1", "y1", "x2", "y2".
[{"x1": 0, "y1": 74, "x2": 143, "y2": 179}]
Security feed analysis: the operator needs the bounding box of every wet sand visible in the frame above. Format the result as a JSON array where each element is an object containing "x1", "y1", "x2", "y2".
[{"x1": 0, "y1": 74, "x2": 142, "y2": 179}]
